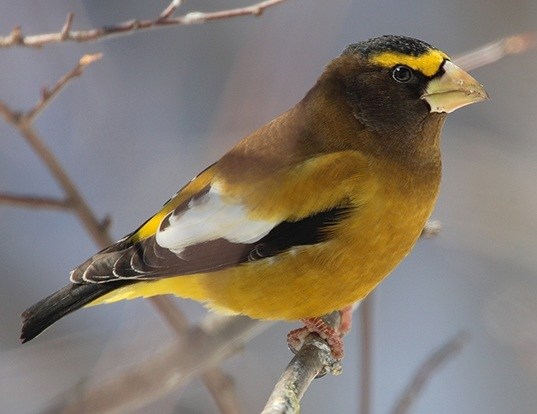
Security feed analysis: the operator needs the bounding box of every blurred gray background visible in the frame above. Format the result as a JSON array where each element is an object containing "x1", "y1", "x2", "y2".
[{"x1": 1, "y1": 0, "x2": 536, "y2": 413}]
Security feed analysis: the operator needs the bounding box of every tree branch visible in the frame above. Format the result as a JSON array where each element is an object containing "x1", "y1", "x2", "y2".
[
  {"x1": 0, "y1": 0, "x2": 288, "y2": 49},
  {"x1": 0, "y1": 193, "x2": 70, "y2": 210},
  {"x1": 26, "y1": 53, "x2": 103, "y2": 123},
  {"x1": 359, "y1": 296, "x2": 374, "y2": 414},
  {"x1": 52, "y1": 316, "x2": 269, "y2": 414},
  {"x1": 421, "y1": 220, "x2": 442, "y2": 239},
  {"x1": 1, "y1": 55, "x2": 243, "y2": 414},
  {"x1": 149, "y1": 296, "x2": 245, "y2": 414},
  {"x1": 454, "y1": 31, "x2": 536, "y2": 70},
  {"x1": 391, "y1": 332, "x2": 469, "y2": 414},
  {"x1": 0, "y1": 54, "x2": 113, "y2": 247},
  {"x1": 261, "y1": 312, "x2": 342, "y2": 414}
]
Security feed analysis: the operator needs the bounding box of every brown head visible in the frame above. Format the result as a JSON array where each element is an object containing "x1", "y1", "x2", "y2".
[{"x1": 303, "y1": 35, "x2": 488, "y2": 162}]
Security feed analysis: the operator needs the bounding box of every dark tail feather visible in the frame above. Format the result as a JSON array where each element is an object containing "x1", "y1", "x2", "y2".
[{"x1": 21, "y1": 282, "x2": 123, "y2": 343}]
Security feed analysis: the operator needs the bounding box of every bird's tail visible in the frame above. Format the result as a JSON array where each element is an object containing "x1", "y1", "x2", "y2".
[{"x1": 20, "y1": 282, "x2": 125, "y2": 343}]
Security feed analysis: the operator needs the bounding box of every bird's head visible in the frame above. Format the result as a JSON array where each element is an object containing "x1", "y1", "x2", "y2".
[{"x1": 322, "y1": 35, "x2": 488, "y2": 140}]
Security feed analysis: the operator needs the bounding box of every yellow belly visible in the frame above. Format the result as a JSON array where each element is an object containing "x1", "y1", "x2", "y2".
[{"x1": 92, "y1": 160, "x2": 439, "y2": 321}]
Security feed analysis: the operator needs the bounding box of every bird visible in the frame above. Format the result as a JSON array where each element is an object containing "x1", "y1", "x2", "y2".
[{"x1": 20, "y1": 35, "x2": 487, "y2": 358}]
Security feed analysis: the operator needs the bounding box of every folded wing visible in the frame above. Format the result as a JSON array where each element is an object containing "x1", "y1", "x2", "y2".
[{"x1": 71, "y1": 181, "x2": 350, "y2": 283}]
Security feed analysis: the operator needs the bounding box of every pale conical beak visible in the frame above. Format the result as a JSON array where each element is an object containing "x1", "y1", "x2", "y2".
[{"x1": 422, "y1": 60, "x2": 489, "y2": 113}]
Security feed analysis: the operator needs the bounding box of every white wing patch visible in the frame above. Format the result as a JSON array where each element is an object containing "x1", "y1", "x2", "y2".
[{"x1": 156, "y1": 183, "x2": 277, "y2": 255}]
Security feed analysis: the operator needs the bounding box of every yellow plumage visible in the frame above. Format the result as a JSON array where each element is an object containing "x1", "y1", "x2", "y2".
[
  {"x1": 92, "y1": 135, "x2": 443, "y2": 320},
  {"x1": 21, "y1": 35, "x2": 487, "y2": 351}
]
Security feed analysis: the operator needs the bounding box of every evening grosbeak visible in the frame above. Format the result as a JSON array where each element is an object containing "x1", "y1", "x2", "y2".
[{"x1": 21, "y1": 35, "x2": 487, "y2": 359}]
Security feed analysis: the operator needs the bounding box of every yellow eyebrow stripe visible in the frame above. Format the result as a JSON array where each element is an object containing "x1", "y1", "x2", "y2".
[{"x1": 370, "y1": 49, "x2": 449, "y2": 77}]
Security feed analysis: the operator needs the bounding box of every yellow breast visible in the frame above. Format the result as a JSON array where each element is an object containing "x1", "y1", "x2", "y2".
[{"x1": 200, "y1": 159, "x2": 439, "y2": 319}]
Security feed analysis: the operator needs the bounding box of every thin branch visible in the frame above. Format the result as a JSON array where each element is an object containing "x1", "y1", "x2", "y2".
[
  {"x1": 150, "y1": 296, "x2": 244, "y2": 414},
  {"x1": 454, "y1": 31, "x2": 537, "y2": 71},
  {"x1": 0, "y1": 54, "x2": 111, "y2": 247},
  {"x1": 201, "y1": 370, "x2": 241, "y2": 414},
  {"x1": 0, "y1": 193, "x2": 70, "y2": 210},
  {"x1": 25, "y1": 53, "x2": 103, "y2": 123},
  {"x1": 53, "y1": 316, "x2": 269, "y2": 414},
  {"x1": 421, "y1": 220, "x2": 442, "y2": 239},
  {"x1": 359, "y1": 296, "x2": 373, "y2": 414},
  {"x1": 60, "y1": 13, "x2": 74, "y2": 40},
  {"x1": 391, "y1": 332, "x2": 469, "y2": 414},
  {"x1": 158, "y1": 0, "x2": 184, "y2": 21},
  {"x1": 1, "y1": 55, "x2": 242, "y2": 414},
  {"x1": 0, "y1": 0, "x2": 288, "y2": 49},
  {"x1": 261, "y1": 312, "x2": 342, "y2": 414}
]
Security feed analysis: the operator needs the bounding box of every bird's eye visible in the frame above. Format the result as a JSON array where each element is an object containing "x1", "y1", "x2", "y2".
[{"x1": 392, "y1": 66, "x2": 413, "y2": 83}]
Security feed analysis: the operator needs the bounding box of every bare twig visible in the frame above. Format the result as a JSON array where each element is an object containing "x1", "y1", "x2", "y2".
[
  {"x1": 201, "y1": 370, "x2": 241, "y2": 414},
  {"x1": 60, "y1": 13, "x2": 74, "y2": 40},
  {"x1": 150, "y1": 296, "x2": 245, "y2": 414},
  {"x1": 26, "y1": 53, "x2": 103, "y2": 123},
  {"x1": 0, "y1": 54, "x2": 109, "y2": 246},
  {"x1": 391, "y1": 332, "x2": 469, "y2": 414},
  {"x1": 1, "y1": 55, "x2": 242, "y2": 414},
  {"x1": 0, "y1": 0, "x2": 288, "y2": 49},
  {"x1": 421, "y1": 220, "x2": 442, "y2": 239},
  {"x1": 359, "y1": 296, "x2": 373, "y2": 414},
  {"x1": 454, "y1": 31, "x2": 537, "y2": 71},
  {"x1": 0, "y1": 193, "x2": 69, "y2": 210},
  {"x1": 54, "y1": 316, "x2": 269, "y2": 414},
  {"x1": 262, "y1": 312, "x2": 342, "y2": 414},
  {"x1": 158, "y1": 0, "x2": 184, "y2": 21}
]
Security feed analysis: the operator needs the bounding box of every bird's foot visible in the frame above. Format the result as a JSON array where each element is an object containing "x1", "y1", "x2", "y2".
[
  {"x1": 287, "y1": 306, "x2": 353, "y2": 360},
  {"x1": 338, "y1": 305, "x2": 353, "y2": 336}
]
